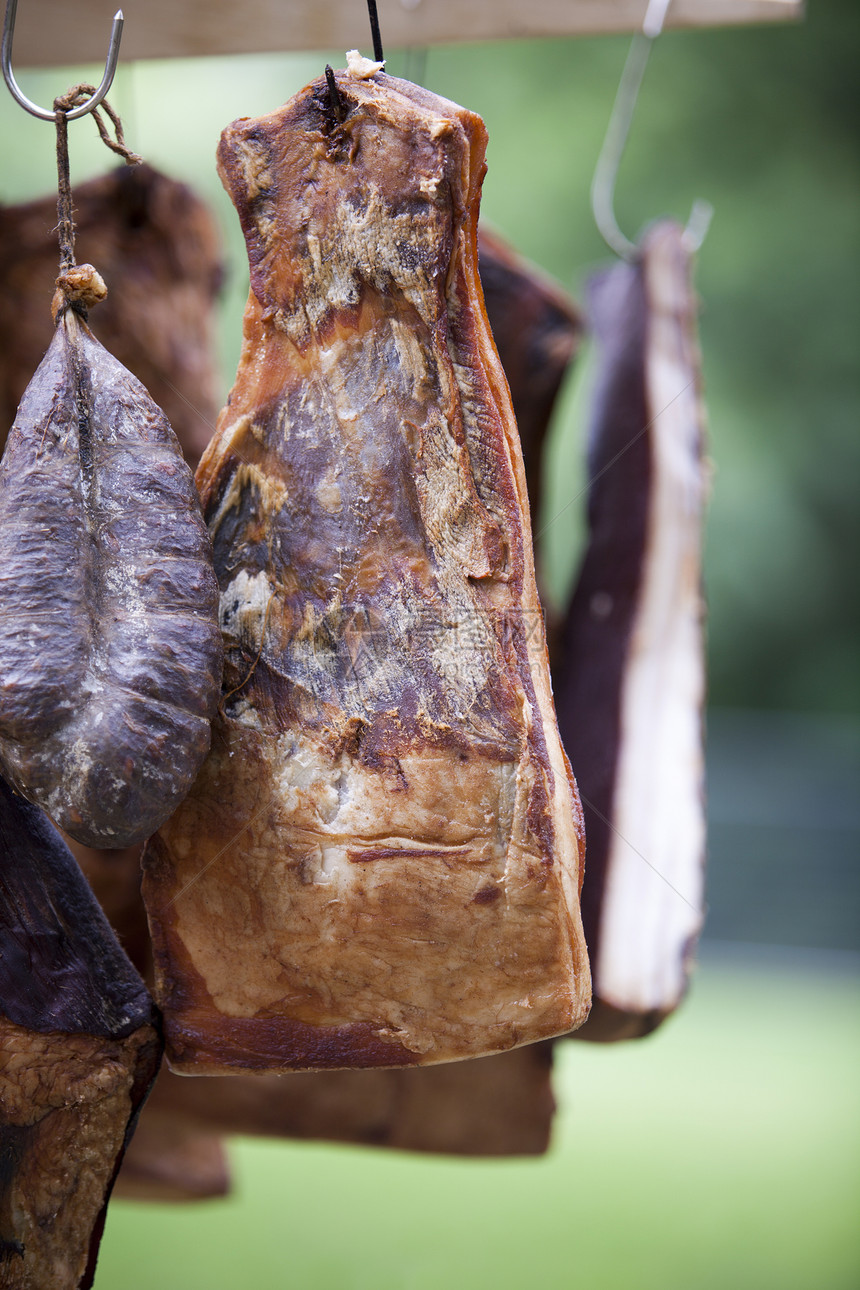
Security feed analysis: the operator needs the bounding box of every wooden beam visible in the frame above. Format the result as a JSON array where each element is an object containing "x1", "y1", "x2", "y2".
[{"x1": 8, "y1": 0, "x2": 803, "y2": 69}]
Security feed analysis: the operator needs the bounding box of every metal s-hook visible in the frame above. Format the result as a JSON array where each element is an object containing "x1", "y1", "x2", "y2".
[
  {"x1": 2, "y1": 0, "x2": 124, "y2": 122},
  {"x1": 590, "y1": 0, "x2": 713, "y2": 261}
]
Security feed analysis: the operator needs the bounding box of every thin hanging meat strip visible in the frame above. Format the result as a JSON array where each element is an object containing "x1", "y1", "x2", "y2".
[
  {"x1": 143, "y1": 63, "x2": 590, "y2": 1072},
  {"x1": 555, "y1": 221, "x2": 708, "y2": 1040},
  {"x1": 0, "y1": 776, "x2": 161, "y2": 1288},
  {"x1": 0, "y1": 270, "x2": 223, "y2": 849}
]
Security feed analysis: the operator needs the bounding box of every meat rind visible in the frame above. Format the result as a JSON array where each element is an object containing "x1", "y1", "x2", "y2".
[
  {"x1": 0, "y1": 308, "x2": 223, "y2": 848},
  {"x1": 143, "y1": 68, "x2": 589, "y2": 1071},
  {"x1": 556, "y1": 221, "x2": 707, "y2": 1037}
]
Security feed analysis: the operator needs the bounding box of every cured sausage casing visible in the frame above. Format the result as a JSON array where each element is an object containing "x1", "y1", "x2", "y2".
[
  {"x1": 144, "y1": 66, "x2": 590, "y2": 1072},
  {"x1": 0, "y1": 300, "x2": 223, "y2": 849}
]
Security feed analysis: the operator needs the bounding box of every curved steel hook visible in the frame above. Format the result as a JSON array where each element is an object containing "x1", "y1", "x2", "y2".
[
  {"x1": 590, "y1": 0, "x2": 712, "y2": 261},
  {"x1": 2, "y1": 0, "x2": 124, "y2": 122}
]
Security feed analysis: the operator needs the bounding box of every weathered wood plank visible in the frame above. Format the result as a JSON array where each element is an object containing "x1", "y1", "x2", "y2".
[{"x1": 9, "y1": 0, "x2": 803, "y2": 69}]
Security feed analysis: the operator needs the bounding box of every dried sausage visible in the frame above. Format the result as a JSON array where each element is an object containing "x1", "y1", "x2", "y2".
[{"x1": 0, "y1": 277, "x2": 223, "y2": 848}]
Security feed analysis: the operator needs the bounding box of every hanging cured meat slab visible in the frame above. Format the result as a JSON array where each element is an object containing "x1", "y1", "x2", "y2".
[
  {"x1": 555, "y1": 221, "x2": 707, "y2": 1040},
  {"x1": 143, "y1": 63, "x2": 590, "y2": 1073}
]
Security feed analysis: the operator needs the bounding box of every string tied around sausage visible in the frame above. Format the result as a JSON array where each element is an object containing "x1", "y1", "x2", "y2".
[{"x1": 52, "y1": 84, "x2": 141, "y2": 320}]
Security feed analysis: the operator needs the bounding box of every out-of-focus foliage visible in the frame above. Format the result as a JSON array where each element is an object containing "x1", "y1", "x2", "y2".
[{"x1": 0, "y1": 0, "x2": 856, "y2": 714}]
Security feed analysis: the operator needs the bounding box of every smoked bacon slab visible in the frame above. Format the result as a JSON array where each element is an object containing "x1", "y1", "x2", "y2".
[
  {"x1": 143, "y1": 65, "x2": 590, "y2": 1072},
  {"x1": 556, "y1": 222, "x2": 707, "y2": 1040}
]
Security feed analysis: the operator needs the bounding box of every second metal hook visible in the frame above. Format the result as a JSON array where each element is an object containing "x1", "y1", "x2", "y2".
[
  {"x1": 2, "y1": 0, "x2": 124, "y2": 122},
  {"x1": 590, "y1": 0, "x2": 712, "y2": 260}
]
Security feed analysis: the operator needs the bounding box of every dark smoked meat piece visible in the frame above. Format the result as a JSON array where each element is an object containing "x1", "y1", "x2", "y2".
[
  {"x1": 0, "y1": 282, "x2": 223, "y2": 849},
  {"x1": 0, "y1": 164, "x2": 222, "y2": 469},
  {"x1": 555, "y1": 222, "x2": 708, "y2": 1040},
  {"x1": 143, "y1": 65, "x2": 590, "y2": 1073},
  {"x1": 478, "y1": 226, "x2": 582, "y2": 528},
  {"x1": 0, "y1": 776, "x2": 161, "y2": 1288},
  {"x1": 0, "y1": 165, "x2": 223, "y2": 966}
]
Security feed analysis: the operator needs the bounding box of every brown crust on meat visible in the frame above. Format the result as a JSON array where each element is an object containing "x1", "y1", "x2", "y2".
[
  {"x1": 0, "y1": 776, "x2": 162, "y2": 1284},
  {"x1": 0, "y1": 1019, "x2": 160, "y2": 1289}
]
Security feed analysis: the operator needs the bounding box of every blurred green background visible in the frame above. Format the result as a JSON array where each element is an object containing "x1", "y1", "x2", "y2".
[{"x1": 0, "y1": 1, "x2": 857, "y2": 1286}]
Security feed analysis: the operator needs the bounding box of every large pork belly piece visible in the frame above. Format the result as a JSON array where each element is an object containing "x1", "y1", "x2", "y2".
[{"x1": 143, "y1": 65, "x2": 590, "y2": 1073}]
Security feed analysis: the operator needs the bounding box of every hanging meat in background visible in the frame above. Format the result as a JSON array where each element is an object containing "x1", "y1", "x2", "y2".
[
  {"x1": 143, "y1": 61, "x2": 590, "y2": 1075},
  {"x1": 0, "y1": 776, "x2": 161, "y2": 1288},
  {"x1": 0, "y1": 266, "x2": 224, "y2": 849},
  {"x1": 0, "y1": 164, "x2": 223, "y2": 468},
  {"x1": 554, "y1": 221, "x2": 708, "y2": 1041},
  {"x1": 114, "y1": 1123, "x2": 231, "y2": 1203},
  {"x1": 118, "y1": 1039, "x2": 555, "y2": 1205},
  {"x1": 68, "y1": 839, "x2": 155, "y2": 980},
  {"x1": 477, "y1": 226, "x2": 583, "y2": 537}
]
